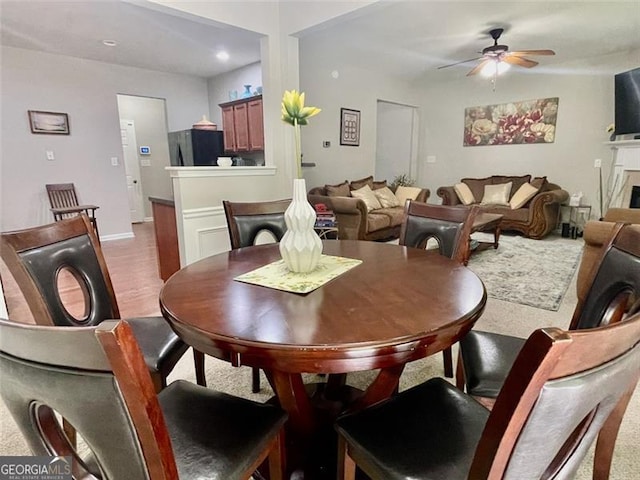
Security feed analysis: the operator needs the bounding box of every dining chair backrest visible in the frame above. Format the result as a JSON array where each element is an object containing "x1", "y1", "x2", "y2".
[
  {"x1": 0, "y1": 318, "x2": 177, "y2": 479},
  {"x1": 470, "y1": 310, "x2": 640, "y2": 479},
  {"x1": 46, "y1": 183, "x2": 81, "y2": 211},
  {"x1": 399, "y1": 201, "x2": 479, "y2": 264},
  {"x1": 570, "y1": 223, "x2": 640, "y2": 330},
  {"x1": 0, "y1": 214, "x2": 119, "y2": 327},
  {"x1": 223, "y1": 199, "x2": 290, "y2": 249}
]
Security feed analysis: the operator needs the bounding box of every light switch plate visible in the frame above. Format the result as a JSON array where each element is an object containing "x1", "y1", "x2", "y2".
[
  {"x1": 111, "y1": 157, "x2": 119, "y2": 166},
  {"x1": 426, "y1": 155, "x2": 436, "y2": 164},
  {"x1": 46, "y1": 150, "x2": 55, "y2": 161}
]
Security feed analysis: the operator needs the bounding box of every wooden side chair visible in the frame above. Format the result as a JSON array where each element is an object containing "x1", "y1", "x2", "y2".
[
  {"x1": 399, "y1": 201, "x2": 480, "y2": 377},
  {"x1": 46, "y1": 183, "x2": 100, "y2": 238},
  {"x1": 0, "y1": 318, "x2": 287, "y2": 479},
  {"x1": 223, "y1": 198, "x2": 290, "y2": 393},
  {"x1": 455, "y1": 223, "x2": 640, "y2": 479},
  {"x1": 335, "y1": 310, "x2": 640, "y2": 480},
  {"x1": 0, "y1": 213, "x2": 206, "y2": 392}
]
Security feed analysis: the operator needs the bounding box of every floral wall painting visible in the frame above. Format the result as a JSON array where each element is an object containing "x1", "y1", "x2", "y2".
[
  {"x1": 340, "y1": 108, "x2": 361, "y2": 146},
  {"x1": 463, "y1": 97, "x2": 558, "y2": 146},
  {"x1": 28, "y1": 110, "x2": 70, "y2": 135}
]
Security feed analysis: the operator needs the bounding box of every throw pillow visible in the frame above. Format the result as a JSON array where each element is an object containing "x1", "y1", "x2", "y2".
[
  {"x1": 530, "y1": 176, "x2": 549, "y2": 192},
  {"x1": 395, "y1": 186, "x2": 423, "y2": 206},
  {"x1": 351, "y1": 185, "x2": 382, "y2": 212},
  {"x1": 372, "y1": 180, "x2": 388, "y2": 190},
  {"x1": 349, "y1": 176, "x2": 374, "y2": 191},
  {"x1": 326, "y1": 181, "x2": 350, "y2": 197},
  {"x1": 462, "y1": 176, "x2": 493, "y2": 204},
  {"x1": 509, "y1": 183, "x2": 539, "y2": 209},
  {"x1": 453, "y1": 183, "x2": 476, "y2": 205},
  {"x1": 480, "y1": 182, "x2": 512, "y2": 206},
  {"x1": 373, "y1": 186, "x2": 401, "y2": 208},
  {"x1": 492, "y1": 175, "x2": 531, "y2": 198}
]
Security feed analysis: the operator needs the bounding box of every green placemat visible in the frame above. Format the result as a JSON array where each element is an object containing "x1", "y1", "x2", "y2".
[{"x1": 234, "y1": 254, "x2": 362, "y2": 294}]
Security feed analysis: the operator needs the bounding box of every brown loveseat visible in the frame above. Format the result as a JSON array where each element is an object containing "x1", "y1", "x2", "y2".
[
  {"x1": 308, "y1": 176, "x2": 430, "y2": 241},
  {"x1": 437, "y1": 175, "x2": 568, "y2": 239}
]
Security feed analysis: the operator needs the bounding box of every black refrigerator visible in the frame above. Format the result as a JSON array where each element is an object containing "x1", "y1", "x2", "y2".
[{"x1": 168, "y1": 129, "x2": 225, "y2": 166}]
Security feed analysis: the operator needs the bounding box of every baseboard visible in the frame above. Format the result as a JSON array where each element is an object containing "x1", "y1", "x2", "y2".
[{"x1": 100, "y1": 231, "x2": 135, "y2": 242}]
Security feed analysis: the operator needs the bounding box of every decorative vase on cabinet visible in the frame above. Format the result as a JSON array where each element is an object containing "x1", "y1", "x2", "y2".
[
  {"x1": 279, "y1": 179, "x2": 323, "y2": 273},
  {"x1": 242, "y1": 85, "x2": 252, "y2": 98}
]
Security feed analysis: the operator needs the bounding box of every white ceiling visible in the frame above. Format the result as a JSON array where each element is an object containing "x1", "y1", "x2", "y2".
[{"x1": 1, "y1": 1, "x2": 639, "y2": 81}]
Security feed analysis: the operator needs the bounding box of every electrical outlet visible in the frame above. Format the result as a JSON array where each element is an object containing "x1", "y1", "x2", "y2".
[
  {"x1": 46, "y1": 150, "x2": 55, "y2": 161},
  {"x1": 111, "y1": 157, "x2": 119, "y2": 166},
  {"x1": 323, "y1": 141, "x2": 331, "y2": 148},
  {"x1": 594, "y1": 158, "x2": 602, "y2": 168},
  {"x1": 426, "y1": 155, "x2": 436, "y2": 164}
]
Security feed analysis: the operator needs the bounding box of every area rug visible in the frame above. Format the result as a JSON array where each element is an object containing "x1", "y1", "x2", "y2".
[{"x1": 467, "y1": 233, "x2": 584, "y2": 311}]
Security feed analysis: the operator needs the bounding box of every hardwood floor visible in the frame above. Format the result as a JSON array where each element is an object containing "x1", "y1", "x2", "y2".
[{"x1": 1, "y1": 222, "x2": 164, "y2": 324}]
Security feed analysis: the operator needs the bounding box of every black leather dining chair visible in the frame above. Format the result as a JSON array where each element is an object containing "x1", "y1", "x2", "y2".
[
  {"x1": 399, "y1": 201, "x2": 480, "y2": 377},
  {"x1": 455, "y1": 222, "x2": 640, "y2": 479},
  {"x1": 223, "y1": 199, "x2": 290, "y2": 393},
  {"x1": 0, "y1": 214, "x2": 206, "y2": 393},
  {"x1": 335, "y1": 309, "x2": 640, "y2": 480},
  {"x1": 0, "y1": 318, "x2": 287, "y2": 479}
]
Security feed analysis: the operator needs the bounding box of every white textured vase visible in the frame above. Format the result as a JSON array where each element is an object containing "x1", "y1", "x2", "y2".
[{"x1": 279, "y1": 178, "x2": 323, "y2": 273}]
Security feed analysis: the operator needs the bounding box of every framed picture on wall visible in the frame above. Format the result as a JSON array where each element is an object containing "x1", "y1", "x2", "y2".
[
  {"x1": 28, "y1": 110, "x2": 70, "y2": 135},
  {"x1": 340, "y1": 108, "x2": 360, "y2": 146}
]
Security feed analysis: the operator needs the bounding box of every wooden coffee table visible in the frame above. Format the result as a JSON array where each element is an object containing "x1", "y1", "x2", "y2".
[{"x1": 465, "y1": 212, "x2": 503, "y2": 265}]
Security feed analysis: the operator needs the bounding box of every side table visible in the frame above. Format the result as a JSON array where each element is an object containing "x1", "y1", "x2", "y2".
[{"x1": 560, "y1": 205, "x2": 591, "y2": 239}]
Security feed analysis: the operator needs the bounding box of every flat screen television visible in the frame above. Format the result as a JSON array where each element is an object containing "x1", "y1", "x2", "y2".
[{"x1": 614, "y1": 67, "x2": 640, "y2": 136}]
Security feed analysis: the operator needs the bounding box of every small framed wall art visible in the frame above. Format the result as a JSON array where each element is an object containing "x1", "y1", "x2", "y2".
[
  {"x1": 340, "y1": 108, "x2": 360, "y2": 146},
  {"x1": 28, "y1": 110, "x2": 70, "y2": 135}
]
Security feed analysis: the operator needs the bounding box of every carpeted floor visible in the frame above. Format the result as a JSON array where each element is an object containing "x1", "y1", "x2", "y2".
[{"x1": 468, "y1": 232, "x2": 584, "y2": 311}]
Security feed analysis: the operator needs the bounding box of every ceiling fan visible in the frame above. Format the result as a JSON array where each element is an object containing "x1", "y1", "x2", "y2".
[{"x1": 438, "y1": 28, "x2": 555, "y2": 76}]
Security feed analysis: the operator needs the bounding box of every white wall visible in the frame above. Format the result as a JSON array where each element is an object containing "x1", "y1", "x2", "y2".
[
  {"x1": 207, "y1": 62, "x2": 263, "y2": 126},
  {"x1": 298, "y1": 46, "x2": 423, "y2": 188},
  {"x1": 417, "y1": 51, "x2": 640, "y2": 217},
  {"x1": 0, "y1": 46, "x2": 210, "y2": 236},
  {"x1": 299, "y1": 38, "x2": 639, "y2": 218}
]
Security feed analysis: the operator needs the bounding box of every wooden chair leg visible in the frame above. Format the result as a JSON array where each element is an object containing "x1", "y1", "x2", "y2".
[
  {"x1": 192, "y1": 349, "x2": 206, "y2": 387},
  {"x1": 593, "y1": 384, "x2": 636, "y2": 480},
  {"x1": 151, "y1": 371, "x2": 164, "y2": 394},
  {"x1": 252, "y1": 367, "x2": 261, "y2": 393},
  {"x1": 442, "y1": 346, "x2": 454, "y2": 378},
  {"x1": 337, "y1": 434, "x2": 357, "y2": 480},
  {"x1": 455, "y1": 349, "x2": 466, "y2": 390},
  {"x1": 268, "y1": 428, "x2": 286, "y2": 480}
]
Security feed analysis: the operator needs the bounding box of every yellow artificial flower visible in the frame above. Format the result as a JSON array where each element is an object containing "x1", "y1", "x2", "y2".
[
  {"x1": 281, "y1": 90, "x2": 321, "y2": 178},
  {"x1": 281, "y1": 90, "x2": 321, "y2": 126}
]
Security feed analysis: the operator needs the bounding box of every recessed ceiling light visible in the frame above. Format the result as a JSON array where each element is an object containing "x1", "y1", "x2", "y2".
[
  {"x1": 102, "y1": 40, "x2": 117, "y2": 47},
  {"x1": 216, "y1": 51, "x2": 230, "y2": 61}
]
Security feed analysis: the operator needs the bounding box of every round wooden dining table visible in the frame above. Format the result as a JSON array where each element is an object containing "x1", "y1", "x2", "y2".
[{"x1": 160, "y1": 240, "x2": 486, "y2": 478}]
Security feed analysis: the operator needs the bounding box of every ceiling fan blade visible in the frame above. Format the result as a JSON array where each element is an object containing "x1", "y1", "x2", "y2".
[
  {"x1": 437, "y1": 56, "x2": 483, "y2": 70},
  {"x1": 503, "y1": 55, "x2": 538, "y2": 68},
  {"x1": 510, "y1": 49, "x2": 555, "y2": 56},
  {"x1": 467, "y1": 59, "x2": 491, "y2": 76}
]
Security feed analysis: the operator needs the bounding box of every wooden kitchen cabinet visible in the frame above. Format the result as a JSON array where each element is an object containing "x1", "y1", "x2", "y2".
[{"x1": 219, "y1": 95, "x2": 263, "y2": 153}]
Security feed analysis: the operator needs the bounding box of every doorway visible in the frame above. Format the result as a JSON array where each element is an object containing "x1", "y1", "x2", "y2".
[
  {"x1": 120, "y1": 119, "x2": 145, "y2": 223},
  {"x1": 375, "y1": 100, "x2": 418, "y2": 184},
  {"x1": 116, "y1": 95, "x2": 172, "y2": 224}
]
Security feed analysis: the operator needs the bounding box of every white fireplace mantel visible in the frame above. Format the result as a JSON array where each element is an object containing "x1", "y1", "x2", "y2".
[{"x1": 606, "y1": 140, "x2": 640, "y2": 209}]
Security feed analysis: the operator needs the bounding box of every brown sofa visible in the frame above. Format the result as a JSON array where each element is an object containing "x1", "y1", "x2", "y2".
[
  {"x1": 437, "y1": 174, "x2": 569, "y2": 239},
  {"x1": 308, "y1": 176, "x2": 430, "y2": 241}
]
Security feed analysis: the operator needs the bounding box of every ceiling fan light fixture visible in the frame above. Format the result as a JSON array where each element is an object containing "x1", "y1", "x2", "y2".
[{"x1": 480, "y1": 59, "x2": 510, "y2": 78}]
